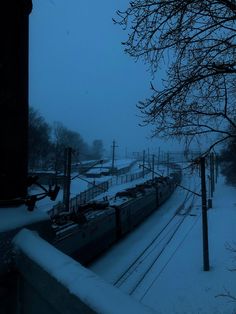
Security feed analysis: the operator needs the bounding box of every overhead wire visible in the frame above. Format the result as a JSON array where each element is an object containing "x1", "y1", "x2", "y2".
[{"x1": 140, "y1": 213, "x2": 201, "y2": 301}]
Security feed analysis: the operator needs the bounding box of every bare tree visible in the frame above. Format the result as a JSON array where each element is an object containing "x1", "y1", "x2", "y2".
[
  {"x1": 115, "y1": 0, "x2": 236, "y2": 152},
  {"x1": 52, "y1": 122, "x2": 89, "y2": 171},
  {"x1": 90, "y1": 140, "x2": 104, "y2": 160},
  {"x1": 28, "y1": 107, "x2": 52, "y2": 170},
  {"x1": 220, "y1": 125, "x2": 236, "y2": 184}
]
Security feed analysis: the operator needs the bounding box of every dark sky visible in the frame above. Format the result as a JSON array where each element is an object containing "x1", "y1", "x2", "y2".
[{"x1": 29, "y1": 0, "x2": 180, "y2": 156}]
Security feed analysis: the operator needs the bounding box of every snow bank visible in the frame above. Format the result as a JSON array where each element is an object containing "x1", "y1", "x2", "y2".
[
  {"x1": 0, "y1": 205, "x2": 49, "y2": 232},
  {"x1": 90, "y1": 173, "x2": 236, "y2": 314},
  {"x1": 13, "y1": 228, "x2": 156, "y2": 314}
]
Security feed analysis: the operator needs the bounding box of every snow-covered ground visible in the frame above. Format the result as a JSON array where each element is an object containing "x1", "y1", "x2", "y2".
[
  {"x1": 0, "y1": 206, "x2": 49, "y2": 233},
  {"x1": 89, "y1": 170, "x2": 236, "y2": 314},
  {"x1": 30, "y1": 159, "x2": 161, "y2": 213},
  {"x1": 2, "y1": 159, "x2": 155, "y2": 233},
  {"x1": 27, "y1": 172, "x2": 89, "y2": 213},
  {"x1": 3, "y1": 159, "x2": 235, "y2": 313}
]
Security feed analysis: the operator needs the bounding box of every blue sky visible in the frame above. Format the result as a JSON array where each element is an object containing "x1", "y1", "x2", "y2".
[{"x1": 29, "y1": 0, "x2": 179, "y2": 156}]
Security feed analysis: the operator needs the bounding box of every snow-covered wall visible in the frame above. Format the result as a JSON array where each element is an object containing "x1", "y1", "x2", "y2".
[
  {"x1": 13, "y1": 229, "x2": 157, "y2": 314},
  {"x1": 0, "y1": 212, "x2": 52, "y2": 276}
]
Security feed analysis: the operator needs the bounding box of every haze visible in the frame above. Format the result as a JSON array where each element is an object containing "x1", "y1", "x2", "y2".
[{"x1": 29, "y1": 0, "x2": 179, "y2": 156}]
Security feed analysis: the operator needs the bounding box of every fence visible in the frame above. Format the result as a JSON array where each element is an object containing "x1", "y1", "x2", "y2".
[
  {"x1": 70, "y1": 181, "x2": 109, "y2": 208},
  {"x1": 50, "y1": 169, "x2": 151, "y2": 216},
  {"x1": 106, "y1": 169, "x2": 150, "y2": 187}
]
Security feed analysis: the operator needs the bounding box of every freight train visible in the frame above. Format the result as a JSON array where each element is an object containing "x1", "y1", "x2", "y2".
[{"x1": 52, "y1": 167, "x2": 182, "y2": 265}]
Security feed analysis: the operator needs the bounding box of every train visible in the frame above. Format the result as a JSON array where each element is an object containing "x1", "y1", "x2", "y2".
[{"x1": 52, "y1": 166, "x2": 182, "y2": 265}]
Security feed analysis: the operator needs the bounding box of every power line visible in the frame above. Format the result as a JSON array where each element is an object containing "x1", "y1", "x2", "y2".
[{"x1": 140, "y1": 214, "x2": 201, "y2": 301}]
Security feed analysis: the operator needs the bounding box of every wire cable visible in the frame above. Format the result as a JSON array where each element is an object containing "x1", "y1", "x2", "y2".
[{"x1": 140, "y1": 213, "x2": 201, "y2": 301}]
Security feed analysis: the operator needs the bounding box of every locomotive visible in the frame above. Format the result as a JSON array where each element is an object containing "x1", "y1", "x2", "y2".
[{"x1": 52, "y1": 167, "x2": 182, "y2": 265}]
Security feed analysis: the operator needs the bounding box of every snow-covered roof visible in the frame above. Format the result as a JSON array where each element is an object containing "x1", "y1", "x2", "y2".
[{"x1": 102, "y1": 159, "x2": 136, "y2": 169}]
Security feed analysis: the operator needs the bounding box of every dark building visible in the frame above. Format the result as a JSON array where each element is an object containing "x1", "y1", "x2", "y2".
[{"x1": 0, "y1": 1, "x2": 32, "y2": 202}]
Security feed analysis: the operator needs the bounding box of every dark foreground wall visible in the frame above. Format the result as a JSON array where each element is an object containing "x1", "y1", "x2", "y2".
[{"x1": 0, "y1": 1, "x2": 32, "y2": 200}]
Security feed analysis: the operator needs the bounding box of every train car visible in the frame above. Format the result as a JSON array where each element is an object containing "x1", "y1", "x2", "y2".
[
  {"x1": 110, "y1": 185, "x2": 157, "y2": 237},
  {"x1": 158, "y1": 177, "x2": 174, "y2": 205},
  {"x1": 53, "y1": 206, "x2": 116, "y2": 264},
  {"x1": 51, "y1": 168, "x2": 182, "y2": 265},
  {"x1": 110, "y1": 171, "x2": 180, "y2": 238}
]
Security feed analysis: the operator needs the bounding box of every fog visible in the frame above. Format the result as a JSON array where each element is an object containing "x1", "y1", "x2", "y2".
[{"x1": 29, "y1": 0, "x2": 181, "y2": 157}]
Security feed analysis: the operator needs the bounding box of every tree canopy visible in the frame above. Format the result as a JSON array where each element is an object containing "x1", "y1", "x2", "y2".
[
  {"x1": 28, "y1": 107, "x2": 52, "y2": 169},
  {"x1": 220, "y1": 125, "x2": 236, "y2": 184},
  {"x1": 28, "y1": 109, "x2": 104, "y2": 171},
  {"x1": 115, "y1": 0, "x2": 236, "y2": 151}
]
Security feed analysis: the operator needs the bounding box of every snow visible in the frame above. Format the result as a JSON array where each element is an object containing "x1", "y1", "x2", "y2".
[
  {"x1": 86, "y1": 167, "x2": 110, "y2": 174},
  {"x1": 29, "y1": 172, "x2": 90, "y2": 213},
  {"x1": 30, "y1": 159, "x2": 154, "y2": 213},
  {"x1": 0, "y1": 159, "x2": 151, "y2": 232},
  {"x1": 89, "y1": 171, "x2": 236, "y2": 314},
  {"x1": 2, "y1": 159, "x2": 236, "y2": 313},
  {"x1": 0, "y1": 205, "x2": 49, "y2": 233},
  {"x1": 13, "y1": 228, "x2": 156, "y2": 314},
  {"x1": 101, "y1": 159, "x2": 136, "y2": 169},
  {"x1": 92, "y1": 176, "x2": 156, "y2": 204},
  {"x1": 85, "y1": 159, "x2": 138, "y2": 176}
]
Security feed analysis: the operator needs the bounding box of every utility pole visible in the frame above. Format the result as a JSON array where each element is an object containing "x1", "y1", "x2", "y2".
[
  {"x1": 152, "y1": 154, "x2": 155, "y2": 180},
  {"x1": 158, "y1": 147, "x2": 161, "y2": 164},
  {"x1": 167, "y1": 152, "x2": 170, "y2": 176},
  {"x1": 200, "y1": 157, "x2": 210, "y2": 271},
  {"x1": 215, "y1": 154, "x2": 219, "y2": 184},
  {"x1": 111, "y1": 140, "x2": 118, "y2": 175},
  {"x1": 142, "y1": 150, "x2": 146, "y2": 178},
  {"x1": 207, "y1": 172, "x2": 212, "y2": 209},
  {"x1": 0, "y1": 1, "x2": 32, "y2": 204},
  {"x1": 63, "y1": 147, "x2": 72, "y2": 211},
  {"x1": 210, "y1": 153, "x2": 215, "y2": 197}
]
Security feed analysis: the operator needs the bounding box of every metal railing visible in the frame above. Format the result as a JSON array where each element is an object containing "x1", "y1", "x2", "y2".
[{"x1": 50, "y1": 169, "x2": 151, "y2": 216}]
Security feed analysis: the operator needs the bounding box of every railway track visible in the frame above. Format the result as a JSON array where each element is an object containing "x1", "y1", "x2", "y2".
[{"x1": 113, "y1": 189, "x2": 198, "y2": 295}]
